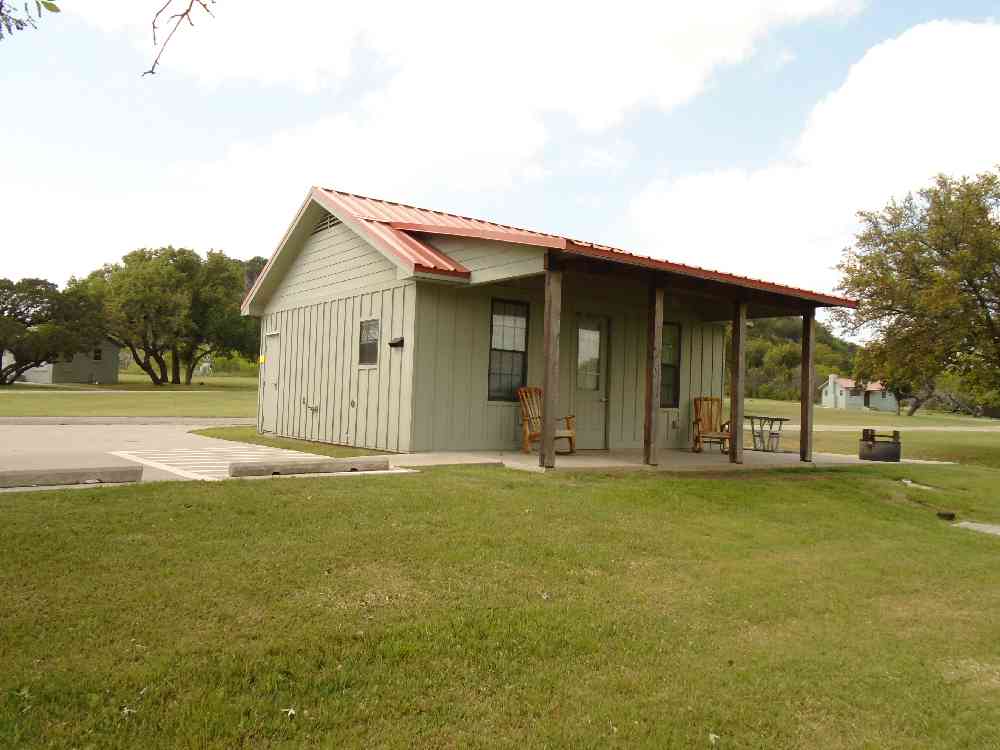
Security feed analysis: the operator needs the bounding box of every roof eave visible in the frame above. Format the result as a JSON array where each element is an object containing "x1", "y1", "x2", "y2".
[
  {"x1": 240, "y1": 188, "x2": 316, "y2": 316},
  {"x1": 561, "y1": 241, "x2": 856, "y2": 309}
]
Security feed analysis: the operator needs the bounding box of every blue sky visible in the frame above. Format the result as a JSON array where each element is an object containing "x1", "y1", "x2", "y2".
[{"x1": 4, "y1": 1, "x2": 1000, "y2": 305}]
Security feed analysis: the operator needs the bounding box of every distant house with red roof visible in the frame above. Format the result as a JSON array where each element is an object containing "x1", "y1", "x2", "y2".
[
  {"x1": 243, "y1": 187, "x2": 855, "y2": 465},
  {"x1": 820, "y1": 374, "x2": 898, "y2": 412}
]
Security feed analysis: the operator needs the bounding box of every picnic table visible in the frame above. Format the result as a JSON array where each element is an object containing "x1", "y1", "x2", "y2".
[{"x1": 744, "y1": 415, "x2": 790, "y2": 452}]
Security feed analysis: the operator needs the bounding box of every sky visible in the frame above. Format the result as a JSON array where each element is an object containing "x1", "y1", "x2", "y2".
[{"x1": 4, "y1": 1, "x2": 1000, "y2": 309}]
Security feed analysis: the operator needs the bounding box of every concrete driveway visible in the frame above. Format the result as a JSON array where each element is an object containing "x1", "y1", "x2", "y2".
[{"x1": 0, "y1": 418, "x2": 318, "y2": 484}]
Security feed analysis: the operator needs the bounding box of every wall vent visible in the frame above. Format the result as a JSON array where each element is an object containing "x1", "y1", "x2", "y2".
[{"x1": 311, "y1": 213, "x2": 342, "y2": 235}]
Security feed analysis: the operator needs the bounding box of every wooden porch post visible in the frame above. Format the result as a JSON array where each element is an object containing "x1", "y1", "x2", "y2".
[
  {"x1": 643, "y1": 283, "x2": 665, "y2": 465},
  {"x1": 800, "y1": 308, "x2": 816, "y2": 462},
  {"x1": 729, "y1": 301, "x2": 747, "y2": 464},
  {"x1": 540, "y1": 259, "x2": 562, "y2": 468}
]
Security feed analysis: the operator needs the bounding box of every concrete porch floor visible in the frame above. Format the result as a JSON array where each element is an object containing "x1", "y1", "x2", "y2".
[{"x1": 390, "y1": 448, "x2": 937, "y2": 473}]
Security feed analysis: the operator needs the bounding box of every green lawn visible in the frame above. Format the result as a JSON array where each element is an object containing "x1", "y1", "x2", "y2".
[
  {"x1": 1, "y1": 373, "x2": 259, "y2": 417},
  {"x1": 2, "y1": 465, "x2": 999, "y2": 748},
  {"x1": 811, "y1": 430, "x2": 1000, "y2": 469},
  {"x1": 9, "y1": 373, "x2": 258, "y2": 392},
  {"x1": 0, "y1": 390, "x2": 256, "y2": 417},
  {"x1": 192, "y1": 426, "x2": 385, "y2": 457},
  {"x1": 747, "y1": 397, "x2": 999, "y2": 428}
]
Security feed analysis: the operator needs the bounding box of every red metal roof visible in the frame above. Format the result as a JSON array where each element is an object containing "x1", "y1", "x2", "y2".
[
  {"x1": 313, "y1": 186, "x2": 855, "y2": 309},
  {"x1": 833, "y1": 377, "x2": 885, "y2": 392},
  {"x1": 312, "y1": 189, "x2": 470, "y2": 277}
]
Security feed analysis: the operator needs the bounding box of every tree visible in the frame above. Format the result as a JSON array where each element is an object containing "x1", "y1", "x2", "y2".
[
  {"x1": 79, "y1": 247, "x2": 258, "y2": 386},
  {"x1": 79, "y1": 249, "x2": 191, "y2": 385},
  {"x1": 0, "y1": 1, "x2": 59, "y2": 41},
  {"x1": 742, "y1": 317, "x2": 857, "y2": 401},
  {"x1": 244, "y1": 255, "x2": 268, "y2": 292},
  {"x1": 173, "y1": 251, "x2": 259, "y2": 384},
  {"x1": 837, "y1": 170, "x2": 1000, "y2": 415},
  {"x1": 0, "y1": 277, "x2": 104, "y2": 385}
]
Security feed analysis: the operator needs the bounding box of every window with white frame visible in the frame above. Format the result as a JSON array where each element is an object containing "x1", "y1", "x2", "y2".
[
  {"x1": 488, "y1": 300, "x2": 528, "y2": 401},
  {"x1": 359, "y1": 319, "x2": 380, "y2": 366}
]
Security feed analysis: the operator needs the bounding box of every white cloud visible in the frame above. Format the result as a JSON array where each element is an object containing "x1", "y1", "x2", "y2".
[
  {"x1": 6, "y1": 1, "x2": 862, "y2": 284},
  {"x1": 72, "y1": 1, "x2": 860, "y2": 129},
  {"x1": 628, "y1": 20, "x2": 1000, "y2": 294}
]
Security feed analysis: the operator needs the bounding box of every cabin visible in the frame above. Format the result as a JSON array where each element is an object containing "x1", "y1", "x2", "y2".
[
  {"x1": 242, "y1": 187, "x2": 856, "y2": 467},
  {"x1": 820, "y1": 374, "x2": 898, "y2": 412},
  {"x1": 4, "y1": 340, "x2": 120, "y2": 385}
]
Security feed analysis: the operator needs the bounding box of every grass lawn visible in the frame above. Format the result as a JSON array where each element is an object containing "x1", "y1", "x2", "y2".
[
  {"x1": 192, "y1": 426, "x2": 385, "y2": 457},
  {"x1": 2, "y1": 465, "x2": 999, "y2": 748},
  {"x1": 9, "y1": 373, "x2": 258, "y2": 392},
  {"x1": 0, "y1": 389, "x2": 256, "y2": 418},
  {"x1": 1, "y1": 374, "x2": 258, "y2": 417},
  {"x1": 115, "y1": 373, "x2": 259, "y2": 390},
  {"x1": 747, "y1": 397, "x2": 999, "y2": 428},
  {"x1": 810, "y1": 430, "x2": 1000, "y2": 469}
]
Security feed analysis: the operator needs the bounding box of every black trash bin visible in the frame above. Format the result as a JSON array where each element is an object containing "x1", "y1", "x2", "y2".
[{"x1": 859, "y1": 429, "x2": 901, "y2": 462}]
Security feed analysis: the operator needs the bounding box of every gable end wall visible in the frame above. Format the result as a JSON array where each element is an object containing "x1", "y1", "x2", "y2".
[{"x1": 258, "y1": 221, "x2": 416, "y2": 451}]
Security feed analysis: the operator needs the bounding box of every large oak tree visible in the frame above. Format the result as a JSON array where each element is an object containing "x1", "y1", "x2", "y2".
[
  {"x1": 79, "y1": 247, "x2": 258, "y2": 385},
  {"x1": 837, "y1": 170, "x2": 1000, "y2": 414}
]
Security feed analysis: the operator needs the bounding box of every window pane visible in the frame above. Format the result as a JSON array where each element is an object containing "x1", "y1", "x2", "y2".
[
  {"x1": 488, "y1": 300, "x2": 528, "y2": 400},
  {"x1": 661, "y1": 323, "x2": 680, "y2": 366},
  {"x1": 660, "y1": 365, "x2": 678, "y2": 408},
  {"x1": 359, "y1": 319, "x2": 379, "y2": 365},
  {"x1": 577, "y1": 324, "x2": 601, "y2": 391}
]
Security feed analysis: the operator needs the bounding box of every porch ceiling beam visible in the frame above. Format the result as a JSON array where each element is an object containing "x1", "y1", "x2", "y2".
[
  {"x1": 553, "y1": 256, "x2": 818, "y2": 317},
  {"x1": 800, "y1": 308, "x2": 816, "y2": 462},
  {"x1": 644, "y1": 282, "x2": 665, "y2": 466},
  {"x1": 729, "y1": 301, "x2": 747, "y2": 464},
  {"x1": 540, "y1": 254, "x2": 563, "y2": 469}
]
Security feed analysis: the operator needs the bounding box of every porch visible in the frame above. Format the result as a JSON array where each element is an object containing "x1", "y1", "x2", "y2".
[{"x1": 530, "y1": 250, "x2": 846, "y2": 469}]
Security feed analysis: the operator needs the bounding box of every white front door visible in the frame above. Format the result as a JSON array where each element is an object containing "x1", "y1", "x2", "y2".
[
  {"x1": 262, "y1": 332, "x2": 281, "y2": 432},
  {"x1": 574, "y1": 315, "x2": 609, "y2": 449}
]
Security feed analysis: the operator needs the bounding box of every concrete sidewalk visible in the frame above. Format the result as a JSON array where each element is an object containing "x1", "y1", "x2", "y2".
[
  {"x1": 0, "y1": 421, "x2": 953, "y2": 492},
  {"x1": 0, "y1": 423, "x2": 261, "y2": 483}
]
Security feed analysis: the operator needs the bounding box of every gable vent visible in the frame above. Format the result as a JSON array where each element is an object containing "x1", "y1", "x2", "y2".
[{"x1": 311, "y1": 213, "x2": 342, "y2": 235}]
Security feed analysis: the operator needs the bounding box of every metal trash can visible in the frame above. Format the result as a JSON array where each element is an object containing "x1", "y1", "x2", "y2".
[
  {"x1": 767, "y1": 431, "x2": 782, "y2": 452},
  {"x1": 859, "y1": 429, "x2": 901, "y2": 462}
]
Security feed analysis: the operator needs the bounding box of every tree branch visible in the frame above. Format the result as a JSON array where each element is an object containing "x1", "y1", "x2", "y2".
[{"x1": 142, "y1": 0, "x2": 215, "y2": 77}]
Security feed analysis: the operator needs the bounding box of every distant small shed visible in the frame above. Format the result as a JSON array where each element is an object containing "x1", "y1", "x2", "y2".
[
  {"x1": 8, "y1": 340, "x2": 120, "y2": 385},
  {"x1": 820, "y1": 374, "x2": 897, "y2": 412}
]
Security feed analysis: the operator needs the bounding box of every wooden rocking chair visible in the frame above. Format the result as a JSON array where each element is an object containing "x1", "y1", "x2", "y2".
[
  {"x1": 692, "y1": 396, "x2": 731, "y2": 453},
  {"x1": 516, "y1": 387, "x2": 576, "y2": 454}
]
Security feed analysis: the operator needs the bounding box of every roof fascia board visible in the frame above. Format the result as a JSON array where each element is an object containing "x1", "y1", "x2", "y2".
[
  {"x1": 388, "y1": 222, "x2": 567, "y2": 250},
  {"x1": 241, "y1": 189, "x2": 315, "y2": 316}
]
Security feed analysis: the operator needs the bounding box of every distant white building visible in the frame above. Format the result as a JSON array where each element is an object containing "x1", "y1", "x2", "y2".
[
  {"x1": 820, "y1": 374, "x2": 897, "y2": 412},
  {"x1": 4, "y1": 340, "x2": 120, "y2": 385}
]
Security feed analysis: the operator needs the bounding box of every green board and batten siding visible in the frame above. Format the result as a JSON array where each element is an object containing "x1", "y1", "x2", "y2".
[
  {"x1": 258, "y1": 219, "x2": 417, "y2": 452},
  {"x1": 409, "y1": 272, "x2": 726, "y2": 452}
]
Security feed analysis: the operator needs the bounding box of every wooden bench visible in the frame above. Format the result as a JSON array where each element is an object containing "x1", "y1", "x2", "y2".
[
  {"x1": 692, "y1": 396, "x2": 731, "y2": 453},
  {"x1": 516, "y1": 387, "x2": 576, "y2": 454}
]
